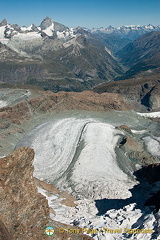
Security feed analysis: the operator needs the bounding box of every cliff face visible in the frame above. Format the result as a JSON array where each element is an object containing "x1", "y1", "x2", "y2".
[{"x1": 0, "y1": 147, "x2": 50, "y2": 240}]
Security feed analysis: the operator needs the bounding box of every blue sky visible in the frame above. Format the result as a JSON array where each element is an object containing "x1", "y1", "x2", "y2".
[{"x1": 0, "y1": 0, "x2": 160, "y2": 28}]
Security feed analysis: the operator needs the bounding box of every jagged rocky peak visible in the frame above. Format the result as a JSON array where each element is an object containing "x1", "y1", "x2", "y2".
[
  {"x1": 31, "y1": 23, "x2": 39, "y2": 31},
  {"x1": 0, "y1": 18, "x2": 8, "y2": 26},
  {"x1": 40, "y1": 16, "x2": 69, "y2": 32},
  {"x1": 11, "y1": 23, "x2": 21, "y2": 31},
  {"x1": 54, "y1": 20, "x2": 69, "y2": 32},
  {"x1": 40, "y1": 16, "x2": 55, "y2": 30},
  {"x1": 73, "y1": 26, "x2": 86, "y2": 33}
]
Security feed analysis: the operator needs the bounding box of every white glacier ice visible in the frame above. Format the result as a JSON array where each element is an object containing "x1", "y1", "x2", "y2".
[
  {"x1": 137, "y1": 112, "x2": 160, "y2": 118},
  {"x1": 143, "y1": 136, "x2": 160, "y2": 157},
  {"x1": 17, "y1": 115, "x2": 159, "y2": 240},
  {"x1": 69, "y1": 122, "x2": 134, "y2": 199},
  {"x1": 0, "y1": 100, "x2": 8, "y2": 108},
  {"x1": 19, "y1": 118, "x2": 135, "y2": 199}
]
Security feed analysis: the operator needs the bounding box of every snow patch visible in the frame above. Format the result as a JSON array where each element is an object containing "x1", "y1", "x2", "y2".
[
  {"x1": 137, "y1": 111, "x2": 160, "y2": 118},
  {"x1": 105, "y1": 46, "x2": 112, "y2": 56},
  {"x1": 0, "y1": 100, "x2": 8, "y2": 108},
  {"x1": 131, "y1": 129, "x2": 148, "y2": 134},
  {"x1": 143, "y1": 136, "x2": 160, "y2": 157},
  {"x1": 42, "y1": 22, "x2": 54, "y2": 36},
  {"x1": 0, "y1": 26, "x2": 5, "y2": 39},
  {"x1": 21, "y1": 24, "x2": 33, "y2": 31}
]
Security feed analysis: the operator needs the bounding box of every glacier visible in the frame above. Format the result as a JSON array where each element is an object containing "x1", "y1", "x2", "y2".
[
  {"x1": 16, "y1": 113, "x2": 160, "y2": 240},
  {"x1": 18, "y1": 117, "x2": 135, "y2": 199}
]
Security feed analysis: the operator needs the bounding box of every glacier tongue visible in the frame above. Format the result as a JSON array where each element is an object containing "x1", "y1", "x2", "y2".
[
  {"x1": 69, "y1": 122, "x2": 134, "y2": 199},
  {"x1": 31, "y1": 118, "x2": 93, "y2": 181},
  {"x1": 18, "y1": 117, "x2": 135, "y2": 199}
]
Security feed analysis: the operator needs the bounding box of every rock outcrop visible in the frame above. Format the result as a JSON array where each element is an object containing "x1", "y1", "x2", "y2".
[
  {"x1": 0, "y1": 147, "x2": 94, "y2": 240},
  {"x1": 0, "y1": 220, "x2": 12, "y2": 240},
  {"x1": 0, "y1": 90, "x2": 130, "y2": 125},
  {"x1": 0, "y1": 147, "x2": 50, "y2": 239}
]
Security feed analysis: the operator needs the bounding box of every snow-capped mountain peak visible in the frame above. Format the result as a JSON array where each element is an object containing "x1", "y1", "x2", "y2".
[
  {"x1": 91, "y1": 24, "x2": 160, "y2": 33},
  {"x1": 89, "y1": 24, "x2": 160, "y2": 40},
  {"x1": 40, "y1": 16, "x2": 55, "y2": 30}
]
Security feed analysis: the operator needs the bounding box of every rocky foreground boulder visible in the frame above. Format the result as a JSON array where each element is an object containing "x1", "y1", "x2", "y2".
[
  {"x1": 0, "y1": 147, "x2": 49, "y2": 239},
  {"x1": 0, "y1": 147, "x2": 93, "y2": 240}
]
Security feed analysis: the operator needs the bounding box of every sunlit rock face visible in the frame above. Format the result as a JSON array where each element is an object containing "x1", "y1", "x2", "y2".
[{"x1": 0, "y1": 147, "x2": 50, "y2": 240}]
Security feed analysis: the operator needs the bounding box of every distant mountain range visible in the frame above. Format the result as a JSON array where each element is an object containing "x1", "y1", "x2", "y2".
[
  {"x1": 0, "y1": 17, "x2": 124, "y2": 91},
  {"x1": 89, "y1": 24, "x2": 160, "y2": 54},
  {"x1": 0, "y1": 17, "x2": 160, "y2": 91},
  {"x1": 89, "y1": 24, "x2": 160, "y2": 39}
]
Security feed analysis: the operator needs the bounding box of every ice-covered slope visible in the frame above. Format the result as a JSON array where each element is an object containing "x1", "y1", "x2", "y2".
[
  {"x1": 68, "y1": 122, "x2": 134, "y2": 199},
  {"x1": 17, "y1": 118, "x2": 135, "y2": 199}
]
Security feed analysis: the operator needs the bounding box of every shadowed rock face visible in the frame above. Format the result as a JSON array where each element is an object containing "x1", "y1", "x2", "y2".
[
  {"x1": 136, "y1": 163, "x2": 160, "y2": 184},
  {"x1": 135, "y1": 163, "x2": 160, "y2": 212}
]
